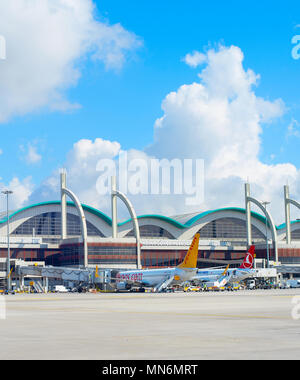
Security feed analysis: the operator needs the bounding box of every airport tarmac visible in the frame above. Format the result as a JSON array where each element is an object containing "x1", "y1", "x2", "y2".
[{"x1": 1, "y1": 289, "x2": 300, "y2": 360}]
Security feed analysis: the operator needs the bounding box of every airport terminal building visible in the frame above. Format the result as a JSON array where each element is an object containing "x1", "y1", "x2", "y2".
[{"x1": 0, "y1": 200, "x2": 300, "y2": 272}]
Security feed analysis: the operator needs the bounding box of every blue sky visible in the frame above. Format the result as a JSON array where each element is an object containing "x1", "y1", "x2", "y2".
[{"x1": 0, "y1": 0, "x2": 300, "y2": 220}]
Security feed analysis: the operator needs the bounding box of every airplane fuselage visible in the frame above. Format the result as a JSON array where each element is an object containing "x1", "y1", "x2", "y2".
[
  {"x1": 193, "y1": 268, "x2": 254, "y2": 284},
  {"x1": 115, "y1": 233, "x2": 200, "y2": 292},
  {"x1": 116, "y1": 267, "x2": 197, "y2": 288}
]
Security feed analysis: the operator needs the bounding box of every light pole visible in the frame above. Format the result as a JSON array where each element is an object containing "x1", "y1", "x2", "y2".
[
  {"x1": 262, "y1": 201, "x2": 270, "y2": 268},
  {"x1": 2, "y1": 190, "x2": 13, "y2": 291}
]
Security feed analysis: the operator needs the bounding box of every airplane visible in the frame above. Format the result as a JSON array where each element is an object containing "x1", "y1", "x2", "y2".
[
  {"x1": 203, "y1": 265, "x2": 233, "y2": 290},
  {"x1": 191, "y1": 245, "x2": 256, "y2": 286},
  {"x1": 114, "y1": 233, "x2": 200, "y2": 292}
]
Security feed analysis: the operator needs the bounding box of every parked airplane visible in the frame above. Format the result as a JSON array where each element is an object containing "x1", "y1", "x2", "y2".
[
  {"x1": 202, "y1": 265, "x2": 232, "y2": 290},
  {"x1": 192, "y1": 245, "x2": 256, "y2": 285},
  {"x1": 114, "y1": 233, "x2": 200, "y2": 292}
]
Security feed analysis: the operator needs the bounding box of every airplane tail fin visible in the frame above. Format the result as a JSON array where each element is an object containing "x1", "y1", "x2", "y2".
[
  {"x1": 239, "y1": 245, "x2": 255, "y2": 269},
  {"x1": 177, "y1": 233, "x2": 200, "y2": 269}
]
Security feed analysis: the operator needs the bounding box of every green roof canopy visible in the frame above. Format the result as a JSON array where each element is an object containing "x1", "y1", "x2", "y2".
[{"x1": 1, "y1": 201, "x2": 299, "y2": 231}]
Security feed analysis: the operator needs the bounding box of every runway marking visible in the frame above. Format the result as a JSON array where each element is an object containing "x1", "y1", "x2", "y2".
[
  {"x1": 98, "y1": 310, "x2": 290, "y2": 320},
  {"x1": 5, "y1": 295, "x2": 167, "y2": 302},
  {"x1": 5, "y1": 290, "x2": 300, "y2": 303},
  {"x1": 5, "y1": 305, "x2": 291, "y2": 320}
]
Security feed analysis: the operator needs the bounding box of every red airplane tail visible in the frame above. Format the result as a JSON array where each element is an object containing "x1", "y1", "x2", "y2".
[{"x1": 239, "y1": 245, "x2": 255, "y2": 269}]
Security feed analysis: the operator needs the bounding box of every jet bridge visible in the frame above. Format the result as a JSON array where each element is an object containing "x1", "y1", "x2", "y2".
[{"x1": 16, "y1": 264, "x2": 111, "y2": 292}]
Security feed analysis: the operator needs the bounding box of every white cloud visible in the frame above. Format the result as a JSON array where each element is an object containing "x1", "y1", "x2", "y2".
[
  {"x1": 21, "y1": 144, "x2": 42, "y2": 165},
  {"x1": 0, "y1": 0, "x2": 142, "y2": 122},
  {"x1": 24, "y1": 45, "x2": 300, "y2": 223},
  {"x1": 28, "y1": 137, "x2": 121, "y2": 211},
  {"x1": 287, "y1": 118, "x2": 300, "y2": 138},
  {"x1": 183, "y1": 51, "x2": 207, "y2": 68},
  {"x1": 146, "y1": 45, "x2": 299, "y2": 221},
  {"x1": 0, "y1": 177, "x2": 34, "y2": 211},
  {"x1": 0, "y1": 149, "x2": 2, "y2": 155}
]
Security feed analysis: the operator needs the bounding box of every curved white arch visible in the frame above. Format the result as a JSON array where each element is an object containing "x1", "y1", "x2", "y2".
[
  {"x1": 62, "y1": 187, "x2": 88, "y2": 268},
  {"x1": 285, "y1": 185, "x2": 300, "y2": 244},
  {"x1": 247, "y1": 196, "x2": 278, "y2": 260},
  {"x1": 245, "y1": 183, "x2": 278, "y2": 263},
  {"x1": 112, "y1": 188, "x2": 141, "y2": 269}
]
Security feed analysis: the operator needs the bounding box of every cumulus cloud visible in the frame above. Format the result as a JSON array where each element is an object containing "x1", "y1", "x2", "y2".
[
  {"x1": 0, "y1": 0, "x2": 142, "y2": 123},
  {"x1": 28, "y1": 137, "x2": 121, "y2": 211},
  {"x1": 26, "y1": 44, "x2": 300, "y2": 223},
  {"x1": 146, "y1": 45, "x2": 298, "y2": 221},
  {"x1": 0, "y1": 177, "x2": 34, "y2": 211}
]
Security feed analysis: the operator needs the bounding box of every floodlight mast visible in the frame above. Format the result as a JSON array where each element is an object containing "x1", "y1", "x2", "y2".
[{"x1": 2, "y1": 190, "x2": 13, "y2": 291}]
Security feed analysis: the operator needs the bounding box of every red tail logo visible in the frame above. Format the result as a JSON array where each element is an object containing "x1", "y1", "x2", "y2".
[{"x1": 240, "y1": 245, "x2": 255, "y2": 269}]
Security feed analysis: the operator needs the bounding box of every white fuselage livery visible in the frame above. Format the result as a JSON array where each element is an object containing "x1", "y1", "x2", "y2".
[
  {"x1": 115, "y1": 233, "x2": 200, "y2": 291},
  {"x1": 116, "y1": 267, "x2": 197, "y2": 289},
  {"x1": 193, "y1": 268, "x2": 254, "y2": 284}
]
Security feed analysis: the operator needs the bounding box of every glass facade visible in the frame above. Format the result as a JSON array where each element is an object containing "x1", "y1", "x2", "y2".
[
  {"x1": 142, "y1": 250, "x2": 185, "y2": 267},
  {"x1": 12, "y1": 212, "x2": 104, "y2": 239},
  {"x1": 58, "y1": 244, "x2": 138, "y2": 267},
  {"x1": 198, "y1": 217, "x2": 265, "y2": 242},
  {"x1": 4, "y1": 207, "x2": 300, "y2": 268},
  {"x1": 141, "y1": 249, "x2": 247, "y2": 268},
  {"x1": 291, "y1": 228, "x2": 300, "y2": 240},
  {"x1": 126, "y1": 224, "x2": 175, "y2": 239},
  {"x1": 0, "y1": 248, "x2": 61, "y2": 264}
]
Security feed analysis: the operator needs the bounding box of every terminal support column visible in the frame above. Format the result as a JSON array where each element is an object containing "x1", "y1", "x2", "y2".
[
  {"x1": 111, "y1": 176, "x2": 118, "y2": 239},
  {"x1": 284, "y1": 185, "x2": 300, "y2": 244},
  {"x1": 284, "y1": 185, "x2": 291, "y2": 245},
  {"x1": 245, "y1": 183, "x2": 278, "y2": 263},
  {"x1": 245, "y1": 183, "x2": 252, "y2": 247},
  {"x1": 60, "y1": 170, "x2": 88, "y2": 268},
  {"x1": 111, "y1": 176, "x2": 141, "y2": 269},
  {"x1": 60, "y1": 171, "x2": 67, "y2": 240}
]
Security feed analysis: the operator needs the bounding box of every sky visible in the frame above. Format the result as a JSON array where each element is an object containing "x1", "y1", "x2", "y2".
[{"x1": 0, "y1": 0, "x2": 300, "y2": 223}]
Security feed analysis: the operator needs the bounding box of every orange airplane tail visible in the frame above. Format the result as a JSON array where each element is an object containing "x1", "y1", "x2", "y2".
[{"x1": 177, "y1": 233, "x2": 200, "y2": 269}]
